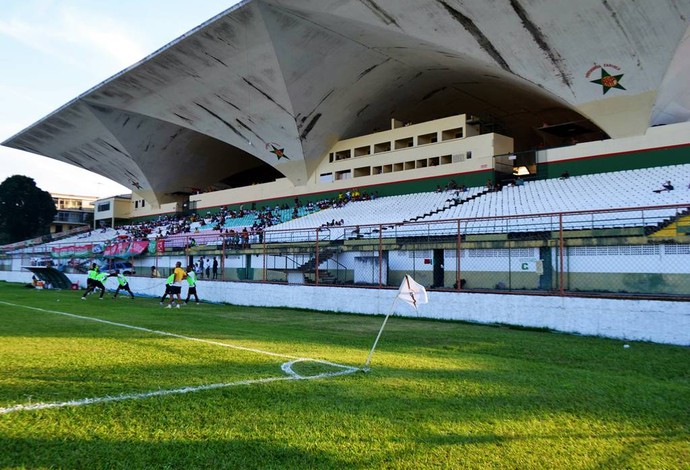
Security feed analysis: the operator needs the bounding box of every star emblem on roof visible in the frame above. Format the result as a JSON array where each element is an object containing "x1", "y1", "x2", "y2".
[
  {"x1": 269, "y1": 144, "x2": 290, "y2": 160},
  {"x1": 590, "y1": 68, "x2": 626, "y2": 95}
]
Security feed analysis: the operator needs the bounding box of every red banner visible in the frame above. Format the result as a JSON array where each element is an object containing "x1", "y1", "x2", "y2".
[
  {"x1": 51, "y1": 244, "x2": 93, "y2": 258},
  {"x1": 103, "y1": 240, "x2": 149, "y2": 258}
]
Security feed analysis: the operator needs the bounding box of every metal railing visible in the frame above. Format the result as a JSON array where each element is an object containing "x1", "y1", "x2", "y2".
[{"x1": 5, "y1": 203, "x2": 689, "y2": 299}]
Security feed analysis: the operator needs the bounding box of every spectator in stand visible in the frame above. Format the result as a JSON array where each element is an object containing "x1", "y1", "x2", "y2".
[
  {"x1": 654, "y1": 180, "x2": 674, "y2": 193},
  {"x1": 241, "y1": 227, "x2": 249, "y2": 248}
]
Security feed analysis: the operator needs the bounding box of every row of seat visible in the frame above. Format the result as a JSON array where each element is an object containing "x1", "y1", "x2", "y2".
[
  {"x1": 35, "y1": 164, "x2": 690, "y2": 248},
  {"x1": 267, "y1": 164, "x2": 690, "y2": 240}
]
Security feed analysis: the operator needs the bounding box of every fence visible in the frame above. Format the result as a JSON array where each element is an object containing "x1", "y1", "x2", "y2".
[{"x1": 3, "y1": 204, "x2": 689, "y2": 299}]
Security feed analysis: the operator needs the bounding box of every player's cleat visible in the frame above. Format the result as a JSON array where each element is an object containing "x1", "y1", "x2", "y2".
[
  {"x1": 81, "y1": 297, "x2": 86, "y2": 300},
  {"x1": 165, "y1": 304, "x2": 172, "y2": 309},
  {"x1": 176, "y1": 304, "x2": 181, "y2": 309}
]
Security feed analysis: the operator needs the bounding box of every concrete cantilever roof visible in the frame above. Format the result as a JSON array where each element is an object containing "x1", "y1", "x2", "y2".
[{"x1": 4, "y1": 0, "x2": 690, "y2": 208}]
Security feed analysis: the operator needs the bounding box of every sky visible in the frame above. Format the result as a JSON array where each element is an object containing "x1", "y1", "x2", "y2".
[{"x1": 0, "y1": 0, "x2": 241, "y2": 198}]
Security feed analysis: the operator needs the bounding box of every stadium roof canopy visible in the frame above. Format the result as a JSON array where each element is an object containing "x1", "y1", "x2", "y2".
[{"x1": 4, "y1": 0, "x2": 690, "y2": 208}]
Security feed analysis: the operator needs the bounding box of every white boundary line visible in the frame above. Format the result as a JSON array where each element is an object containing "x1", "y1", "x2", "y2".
[{"x1": 0, "y1": 301, "x2": 359, "y2": 414}]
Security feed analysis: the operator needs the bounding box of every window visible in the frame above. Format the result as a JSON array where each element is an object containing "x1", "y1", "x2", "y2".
[
  {"x1": 335, "y1": 169, "x2": 352, "y2": 181},
  {"x1": 418, "y1": 132, "x2": 438, "y2": 145},
  {"x1": 354, "y1": 145, "x2": 371, "y2": 157},
  {"x1": 354, "y1": 166, "x2": 371, "y2": 177},
  {"x1": 374, "y1": 142, "x2": 391, "y2": 153},
  {"x1": 441, "y1": 127, "x2": 463, "y2": 141},
  {"x1": 394, "y1": 137, "x2": 414, "y2": 149},
  {"x1": 335, "y1": 150, "x2": 351, "y2": 161},
  {"x1": 97, "y1": 202, "x2": 110, "y2": 211}
]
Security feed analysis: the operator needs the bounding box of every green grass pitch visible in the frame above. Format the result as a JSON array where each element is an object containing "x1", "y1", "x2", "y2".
[{"x1": 0, "y1": 282, "x2": 688, "y2": 469}]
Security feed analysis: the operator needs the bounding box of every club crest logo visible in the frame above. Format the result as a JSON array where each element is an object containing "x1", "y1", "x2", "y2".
[
  {"x1": 586, "y1": 64, "x2": 626, "y2": 95},
  {"x1": 267, "y1": 143, "x2": 290, "y2": 160}
]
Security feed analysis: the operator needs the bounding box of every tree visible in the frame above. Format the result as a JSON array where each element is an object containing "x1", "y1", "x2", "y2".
[{"x1": 0, "y1": 175, "x2": 56, "y2": 244}]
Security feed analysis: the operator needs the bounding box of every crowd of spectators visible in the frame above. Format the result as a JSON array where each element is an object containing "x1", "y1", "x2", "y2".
[
  {"x1": 97, "y1": 187, "x2": 383, "y2": 250},
  {"x1": 436, "y1": 179, "x2": 470, "y2": 193},
  {"x1": 108, "y1": 190, "x2": 360, "y2": 247},
  {"x1": 119, "y1": 214, "x2": 193, "y2": 240}
]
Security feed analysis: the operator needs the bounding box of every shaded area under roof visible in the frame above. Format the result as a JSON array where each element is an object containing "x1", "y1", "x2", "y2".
[{"x1": 4, "y1": 0, "x2": 690, "y2": 207}]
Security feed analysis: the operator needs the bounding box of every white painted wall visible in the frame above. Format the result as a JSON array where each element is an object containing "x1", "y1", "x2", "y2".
[
  {"x1": 538, "y1": 121, "x2": 690, "y2": 165},
  {"x1": 1, "y1": 271, "x2": 687, "y2": 346}
]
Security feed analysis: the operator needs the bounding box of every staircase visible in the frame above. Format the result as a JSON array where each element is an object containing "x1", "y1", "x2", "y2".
[
  {"x1": 648, "y1": 210, "x2": 690, "y2": 237},
  {"x1": 309, "y1": 270, "x2": 338, "y2": 284},
  {"x1": 405, "y1": 189, "x2": 492, "y2": 223},
  {"x1": 299, "y1": 247, "x2": 338, "y2": 283}
]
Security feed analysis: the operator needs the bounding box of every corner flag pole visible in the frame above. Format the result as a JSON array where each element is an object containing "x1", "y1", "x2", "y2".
[
  {"x1": 363, "y1": 275, "x2": 427, "y2": 372},
  {"x1": 363, "y1": 297, "x2": 419, "y2": 371}
]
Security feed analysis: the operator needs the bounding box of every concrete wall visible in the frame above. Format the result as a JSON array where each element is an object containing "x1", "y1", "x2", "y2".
[
  {"x1": 538, "y1": 121, "x2": 690, "y2": 167},
  {"x1": 125, "y1": 114, "x2": 511, "y2": 217},
  {"x1": 2, "y1": 270, "x2": 687, "y2": 346}
]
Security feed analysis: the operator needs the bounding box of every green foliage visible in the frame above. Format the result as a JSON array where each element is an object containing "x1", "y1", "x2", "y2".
[
  {"x1": 0, "y1": 283, "x2": 688, "y2": 469},
  {"x1": 0, "y1": 175, "x2": 56, "y2": 243}
]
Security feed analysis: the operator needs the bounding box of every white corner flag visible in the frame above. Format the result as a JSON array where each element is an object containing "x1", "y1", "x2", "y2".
[
  {"x1": 363, "y1": 275, "x2": 428, "y2": 370},
  {"x1": 397, "y1": 274, "x2": 428, "y2": 311}
]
